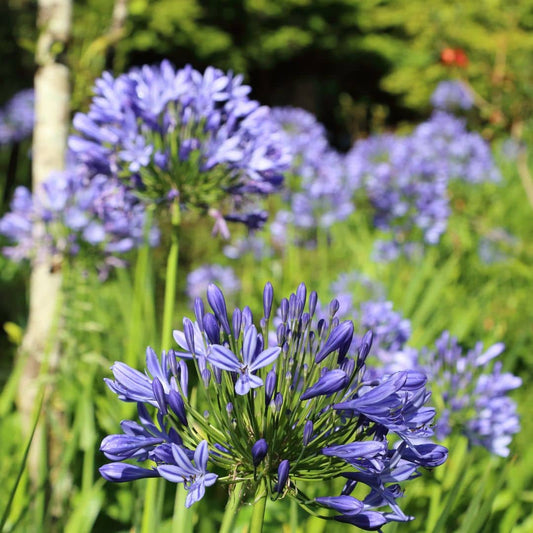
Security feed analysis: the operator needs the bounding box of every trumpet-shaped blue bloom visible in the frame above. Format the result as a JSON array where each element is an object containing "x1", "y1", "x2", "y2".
[
  {"x1": 158, "y1": 441, "x2": 218, "y2": 508},
  {"x1": 209, "y1": 325, "x2": 281, "y2": 395}
]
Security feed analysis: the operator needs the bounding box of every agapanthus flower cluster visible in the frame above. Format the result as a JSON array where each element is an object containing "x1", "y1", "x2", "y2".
[
  {"x1": 100, "y1": 282, "x2": 447, "y2": 529},
  {"x1": 270, "y1": 107, "x2": 353, "y2": 236},
  {"x1": 186, "y1": 264, "x2": 240, "y2": 303},
  {"x1": 0, "y1": 89, "x2": 34, "y2": 145},
  {"x1": 320, "y1": 280, "x2": 520, "y2": 457},
  {"x1": 411, "y1": 111, "x2": 501, "y2": 184},
  {"x1": 0, "y1": 164, "x2": 159, "y2": 268},
  {"x1": 430, "y1": 80, "x2": 474, "y2": 112},
  {"x1": 69, "y1": 61, "x2": 291, "y2": 232},
  {"x1": 370, "y1": 331, "x2": 521, "y2": 457},
  {"x1": 417, "y1": 332, "x2": 521, "y2": 457},
  {"x1": 346, "y1": 134, "x2": 450, "y2": 256},
  {"x1": 346, "y1": 107, "x2": 500, "y2": 257}
]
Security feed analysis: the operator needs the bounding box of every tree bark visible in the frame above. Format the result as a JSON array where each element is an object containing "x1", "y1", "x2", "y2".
[{"x1": 18, "y1": 0, "x2": 71, "y2": 490}]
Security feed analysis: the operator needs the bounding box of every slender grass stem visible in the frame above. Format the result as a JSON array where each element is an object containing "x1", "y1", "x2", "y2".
[
  {"x1": 0, "y1": 395, "x2": 43, "y2": 531},
  {"x1": 142, "y1": 198, "x2": 194, "y2": 533},
  {"x1": 127, "y1": 230, "x2": 151, "y2": 368}
]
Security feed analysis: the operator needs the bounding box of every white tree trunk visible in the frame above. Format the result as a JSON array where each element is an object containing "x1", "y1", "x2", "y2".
[{"x1": 18, "y1": 0, "x2": 71, "y2": 487}]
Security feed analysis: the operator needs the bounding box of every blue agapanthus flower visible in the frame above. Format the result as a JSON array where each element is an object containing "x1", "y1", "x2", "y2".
[
  {"x1": 418, "y1": 332, "x2": 521, "y2": 457},
  {"x1": 270, "y1": 107, "x2": 353, "y2": 235},
  {"x1": 158, "y1": 440, "x2": 218, "y2": 508},
  {"x1": 368, "y1": 329, "x2": 521, "y2": 457},
  {"x1": 346, "y1": 133, "x2": 450, "y2": 255},
  {"x1": 412, "y1": 111, "x2": 501, "y2": 184},
  {"x1": 186, "y1": 264, "x2": 240, "y2": 303},
  {"x1": 0, "y1": 89, "x2": 34, "y2": 145},
  {"x1": 346, "y1": 107, "x2": 500, "y2": 257},
  {"x1": 0, "y1": 162, "x2": 159, "y2": 270},
  {"x1": 69, "y1": 62, "x2": 291, "y2": 233},
  {"x1": 100, "y1": 282, "x2": 447, "y2": 528},
  {"x1": 430, "y1": 80, "x2": 474, "y2": 112}
]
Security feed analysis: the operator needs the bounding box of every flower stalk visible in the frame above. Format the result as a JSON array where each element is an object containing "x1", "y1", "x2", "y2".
[
  {"x1": 161, "y1": 198, "x2": 181, "y2": 351},
  {"x1": 249, "y1": 480, "x2": 268, "y2": 533},
  {"x1": 219, "y1": 483, "x2": 246, "y2": 533}
]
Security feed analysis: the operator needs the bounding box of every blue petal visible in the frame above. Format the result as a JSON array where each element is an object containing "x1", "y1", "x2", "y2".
[
  {"x1": 158, "y1": 464, "x2": 187, "y2": 484},
  {"x1": 322, "y1": 441, "x2": 386, "y2": 460},
  {"x1": 316, "y1": 495, "x2": 364, "y2": 514},
  {"x1": 203, "y1": 472, "x2": 218, "y2": 487},
  {"x1": 194, "y1": 440, "x2": 209, "y2": 471},
  {"x1": 250, "y1": 347, "x2": 281, "y2": 371},
  {"x1": 100, "y1": 463, "x2": 158, "y2": 482},
  {"x1": 235, "y1": 374, "x2": 252, "y2": 395},
  {"x1": 185, "y1": 481, "x2": 206, "y2": 507},
  {"x1": 209, "y1": 345, "x2": 241, "y2": 371},
  {"x1": 146, "y1": 347, "x2": 166, "y2": 384},
  {"x1": 242, "y1": 325, "x2": 258, "y2": 365},
  {"x1": 335, "y1": 510, "x2": 388, "y2": 530},
  {"x1": 171, "y1": 444, "x2": 197, "y2": 476}
]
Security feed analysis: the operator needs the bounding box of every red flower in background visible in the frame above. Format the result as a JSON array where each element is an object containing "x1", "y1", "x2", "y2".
[
  {"x1": 453, "y1": 49, "x2": 468, "y2": 67},
  {"x1": 440, "y1": 48, "x2": 468, "y2": 68}
]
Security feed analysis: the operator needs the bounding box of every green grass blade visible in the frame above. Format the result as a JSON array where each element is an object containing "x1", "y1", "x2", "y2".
[{"x1": 0, "y1": 394, "x2": 43, "y2": 532}]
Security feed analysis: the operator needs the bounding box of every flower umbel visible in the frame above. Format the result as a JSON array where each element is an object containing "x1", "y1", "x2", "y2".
[
  {"x1": 69, "y1": 62, "x2": 291, "y2": 233},
  {"x1": 100, "y1": 282, "x2": 447, "y2": 528}
]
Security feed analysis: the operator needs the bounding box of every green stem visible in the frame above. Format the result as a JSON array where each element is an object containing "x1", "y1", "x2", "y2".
[
  {"x1": 172, "y1": 484, "x2": 192, "y2": 533},
  {"x1": 0, "y1": 395, "x2": 43, "y2": 531},
  {"x1": 142, "y1": 199, "x2": 182, "y2": 533},
  {"x1": 140, "y1": 479, "x2": 159, "y2": 533},
  {"x1": 219, "y1": 483, "x2": 246, "y2": 533},
  {"x1": 249, "y1": 481, "x2": 268, "y2": 533},
  {"x1": 127, "y1": 233, "x2": 151, "y2": 368},
  {"x1": 316, "y1": 226, "x2": 328, "y2": 280},
  {"x1": 161, "y1": 199, "x2": 181, "y2": 351},
  {"x1": 290, "y1": 498, "x2": 298, "y2": 533}
]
